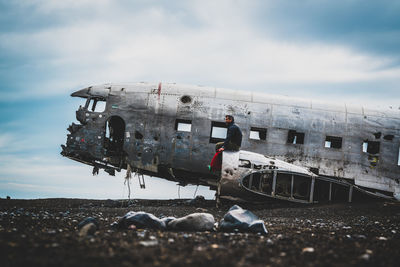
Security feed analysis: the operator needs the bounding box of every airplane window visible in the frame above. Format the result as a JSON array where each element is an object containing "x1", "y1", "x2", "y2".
[
  {"x1": 363, "y1": 140, "x2": 380, "y2": 154},
  {"x1": 212, "y1": 127, "x2": 227, "y2": 139},
  {"x1": 175, "y1": 119, "x2": 192, "y2": 132},
  {"x1": 94, "y1": 100, "x2": 106, "y2": 112},
  {"x1": 325, "y1": 136, "x2": 342, "y2": 149},
  {"x1": 287, "y1": 130, "x2": 304, "y2": 144},
  {"x1": 250, "y1": 127, "x2": 267, "y2": 140},
  {"x1": 88, "y1": 98, "x2": 106, "y2": 112},
  {"x1": 209, "y1": 121, "x2": 227, "y2": 143}
]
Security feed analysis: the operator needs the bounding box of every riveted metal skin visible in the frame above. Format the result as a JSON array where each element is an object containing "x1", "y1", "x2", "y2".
[{"x1": 61, "y1": 82, "x2": 400, "y2": 201}]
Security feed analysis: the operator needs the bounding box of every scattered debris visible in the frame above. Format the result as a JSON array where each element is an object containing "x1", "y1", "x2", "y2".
[
  {"x1": 2, "y1": 198, "x2": 400, "y2": 266},
  {"x1": 161, "y1": 216, "x2": 176, "y2": 226},
  {"x1": 168, "y1": 213, "x2": 215, "y2": 231},
  {"x1": 112, "y1": 206, "x2": 268, "y2": 233},
  {"x1": 219, "y1": 205, "x2": 268, "y2": 235},
  {"x1": 117, "y1": 211, "x2": 166, "y2": 230}
]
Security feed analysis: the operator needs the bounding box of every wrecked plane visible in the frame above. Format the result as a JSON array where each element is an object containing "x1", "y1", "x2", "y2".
[{"x1": 61, "y1": 82, "x2": 400, "y2": 202}]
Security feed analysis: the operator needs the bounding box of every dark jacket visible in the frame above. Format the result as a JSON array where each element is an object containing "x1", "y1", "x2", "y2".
[{"x1": 224, "y1": 122, "x2": 242, "y2": 148}]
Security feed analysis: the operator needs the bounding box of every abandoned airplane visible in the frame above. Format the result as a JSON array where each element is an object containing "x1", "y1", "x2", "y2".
[{"x1": 61, "y1": 82, "x2": 400, "y2": 203}]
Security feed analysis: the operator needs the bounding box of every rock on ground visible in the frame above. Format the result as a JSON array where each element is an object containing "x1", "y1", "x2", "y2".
[
  {"x1": 219, "y1": 205, "x2": 268, "y2": 234},
  {"x1": 117, "y1": 211, "x2": 166, "y2": 230},
  {"x1": 168, "y1": 213, "x2": 215, "y2": 231}
]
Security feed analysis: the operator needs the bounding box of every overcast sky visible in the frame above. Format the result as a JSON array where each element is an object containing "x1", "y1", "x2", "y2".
[{"x1": 1, "y1": 0, "x2": 399, "y2": 199}]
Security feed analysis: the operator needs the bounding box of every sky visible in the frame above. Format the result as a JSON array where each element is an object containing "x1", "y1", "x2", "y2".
[{"x1": 0, "y1": 0, "x2": 399, "y2": 199}]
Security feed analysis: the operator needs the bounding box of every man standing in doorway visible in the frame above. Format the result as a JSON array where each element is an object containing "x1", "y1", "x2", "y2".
[{"x1": 216, "y1": 115, "x2": 242, "y2": 152}]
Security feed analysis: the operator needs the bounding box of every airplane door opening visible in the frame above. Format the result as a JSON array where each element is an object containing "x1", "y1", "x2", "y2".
[{"x1": 105, "y1": 116, "x2": 125, "y2": 157}]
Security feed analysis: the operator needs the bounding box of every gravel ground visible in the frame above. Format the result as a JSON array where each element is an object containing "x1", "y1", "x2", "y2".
[{"x1": 1, "y1": 198, "x2": 399, "y2": 267}]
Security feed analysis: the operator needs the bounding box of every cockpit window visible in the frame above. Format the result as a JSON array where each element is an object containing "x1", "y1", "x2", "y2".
[{"x1": 86, "y1": 98, "x2": 106, "y2": 112}]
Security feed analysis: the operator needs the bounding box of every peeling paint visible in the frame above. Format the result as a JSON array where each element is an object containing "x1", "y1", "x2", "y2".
[{"x1": 61, "y1": 83, "x2": 400, "y2": 201}]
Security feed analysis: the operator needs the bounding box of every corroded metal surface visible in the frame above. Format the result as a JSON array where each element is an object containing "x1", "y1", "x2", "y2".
[{"x1": 61, "y1": 82, "x2": 400, "y2": 201}]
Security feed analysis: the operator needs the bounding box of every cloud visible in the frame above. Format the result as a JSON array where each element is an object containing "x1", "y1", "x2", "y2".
[
  {"x1": 0, "y1": 133, "x2": 13, "y2": 149},
  {"x1": 1, "y1": 0, "x2": 399, "y2": 103},
  {"x1": 254, "y1": 0, "x2": 400, "y2": 58}
]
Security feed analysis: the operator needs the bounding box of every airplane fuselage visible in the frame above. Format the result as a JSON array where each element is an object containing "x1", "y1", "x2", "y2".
[{"x1": 61, "y1": 82, "x2": 400, "y2": 199}]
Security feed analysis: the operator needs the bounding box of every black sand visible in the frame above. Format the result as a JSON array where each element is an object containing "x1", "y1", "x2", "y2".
[{"x1": 1, "y1": 198, "x2": 399, "y2": 266}]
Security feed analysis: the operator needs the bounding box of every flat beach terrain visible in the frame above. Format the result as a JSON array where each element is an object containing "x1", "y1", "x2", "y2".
[{"x1": 1, "y1": 198, "x2": 399, "y2": 266}]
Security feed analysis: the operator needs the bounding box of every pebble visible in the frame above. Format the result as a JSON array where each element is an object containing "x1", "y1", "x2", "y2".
[
  {"x1": 211, "y1": 244, "x2": 219, "y2": 249},
  {"x1": 302, "y1": 247, "x2": 315, "y2": 253},
  {"x1": 79, "y1": 223, "x2": 97, "y2": 237},
  {"x1": 47, "y1": 229, "x2": 57, "y2": 235},
  {"x1": 139, "y1": 240, "x2": 158, "y2": 247},
  {"x1": 78, "y1": 217, "x2": 99, "y2": 230}
]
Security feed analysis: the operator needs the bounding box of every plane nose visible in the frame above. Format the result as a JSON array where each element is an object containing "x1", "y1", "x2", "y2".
[
  {"x1": 71, "y1": 85, "x2": 111, "y2": 98},
  {"x1": 71, "y1": 87, "x2": 90, "y2": 98}
]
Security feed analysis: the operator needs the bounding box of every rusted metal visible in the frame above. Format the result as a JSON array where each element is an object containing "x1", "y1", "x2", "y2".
[{"x1": 61, "y1": 82, "x2": 400, "y2": 202}]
